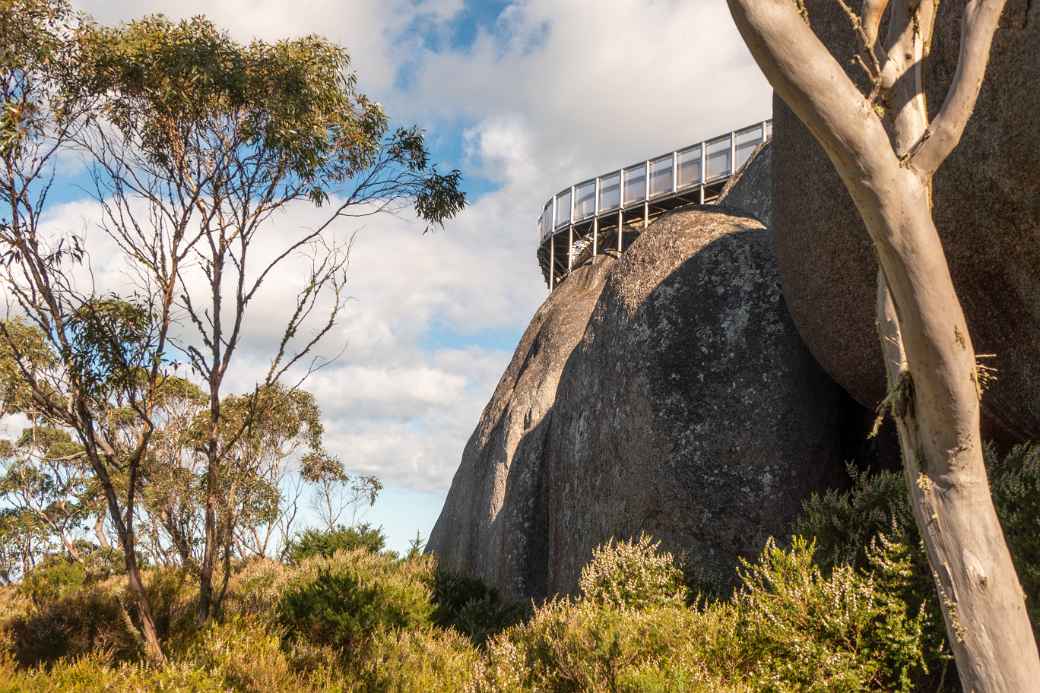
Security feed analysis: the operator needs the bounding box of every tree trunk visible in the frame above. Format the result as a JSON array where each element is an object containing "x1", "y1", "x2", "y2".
[
  {"x1": 197, "y1": 487, "x2": 217, "y2": 622},
  {"x1": 123, "y1": 543, "x2": 165, "y2": 665},
  {"x1": 94, "y1": 513, "x2": 110, "y2": 550},
  {"x1": 873, "y1": 190, "x2": 1040, "y2": 689},
  {"x1": 726, "y1": 0, "x2": 1040, "y2": 687},
  {"x1": 98, "y1": 477, "x2": 164, "y2": 663}
]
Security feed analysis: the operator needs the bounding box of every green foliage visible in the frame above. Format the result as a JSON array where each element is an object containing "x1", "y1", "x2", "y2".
[
  {"x1": 0, "y1": 653, "x2": 228, "y2": 692},
  {"x1": 795, "y1": 463, "x2": 914, "y2": 570},
  {"x1": 285, "y1": 523, "x2": 386, "y2": 564},
  {"x1": 793, "y1": 444, "x2": 1040, "y2": 690},
  {"x1": 578, "y1": 533, "x2": 689, "y2": 610},
  {"x1": 730, "y1": 537, "x2": 929, "y2": 691},
  {"x1": 0, "y1": 0, "x2": 80, "y2": 160},
  {"x1": 18, "y1": 555, "x2": 88, "y2": 606},
  {"x1": 484, "y1": 536, "x2": 929, "y2": 692},
  {"x1": 356, "y1": 626, "x2": 483, "y2": 691},
  {"x1": 277, "y1": 549, "x2": 435, "y2": 653},
  {"x1": 0, "y1": 320, "x2": 56, "y2": 416},
  {"x1": 987, "y1": 443, "x2": 1040, "y2": 624},
  {"x1": 74, "y1": 14, "x2": 464, "y2": 224},
  {"x1": 65, "y1": 297, "x2": 160, "y2": 399},
  {"x1": 797, "y1": 443, "x2": 1040, "y2": 638},
  {"x1": 7, "y1": 579, "x2": 139, "y2": 667},
  {"x1": 6, "y1": 446, "x2": 1040, "y2": 690},
  {"x1": 430, "y1": 569, "x2": 526, "y2": 647}
]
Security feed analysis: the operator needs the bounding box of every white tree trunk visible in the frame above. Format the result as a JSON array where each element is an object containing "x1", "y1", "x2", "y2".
[{"x1": 726, "y1": 1, "x2": 1040, "y2": 688}]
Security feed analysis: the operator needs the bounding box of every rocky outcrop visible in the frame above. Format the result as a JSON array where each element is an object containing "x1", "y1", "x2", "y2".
[
  {"x1": 720, "y1": 143, "x2": 772, "y2": 227},
  {"x1": 540, "y1": 208, "x2": 851, "y2": 593},
  {"x1": 772, "y1": 0, "x2": 1040, "y2": 441},
  {"x1": 427, "y1": 256, "x2": 615, "y2": 599},
  {"x1": 429, "y1": 198, "x2": 857, "y2": 600}
]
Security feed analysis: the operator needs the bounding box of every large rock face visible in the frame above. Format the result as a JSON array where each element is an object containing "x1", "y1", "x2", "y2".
[
  {"x1": 773, "y1": 0, "x2": 1040, "y2": 441},
  {"x1": 427, "y1": 256, "x2": 615, "y2": 599},
  {"x1": 429, "y1": 202, "x2": 856, "y2": 600}
]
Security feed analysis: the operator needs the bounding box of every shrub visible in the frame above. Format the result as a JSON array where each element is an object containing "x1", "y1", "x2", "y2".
[
  {"x1": 184, "y1": 615, "x2": 343, "y2": 692},
  {"x1": 578, "y1": 533, "x2": 688, "y2": 610},
  {"x1": 6, "y1": 581, "x2": 140, "y2": 667},
  {"x1": 277, "y1": 549, "x2": 434, "y2": 653},
  {"x1": 484, "y1": 536, "x2": 931, "y2": 692},
  {"x1": 222, "y1": 558, "x2": 288, "y2": 619},
  {"x1": 791, "y1": 448, "x2": 1040, "y2": 690},
  {"x1": 794, "y1": 464, "x2": 914, "y2": 571},
  {"x1": 799, "y1": 443, "x2": 1040, "y2": 594},
  {"x1": 0, "y1": 652, "x2": 228, "y2": 692},
  {"x1": 988, "y1": 443, "x2": 1040, "y2": 625},
  {"x1": 285, "y1": 523, "x2": 386, "y2": 564},
  {"x1": 18, "y1": 556, "x2": 89, "y2": 608},
  {"x1": 430, "y1": 569, "x2": 526, "y2": 646},
  {"x1": 730, "y1": 536, "x2": 929, "y2": 691},
  {"x1": 483, "y1": 597, "x2": 700, "y2": 691},
  {"x1": 356, "y1": 626, "x2": 482, "y2": 691},
  {"x1": 16, "y1": 548, "x2": 125, "y2": 610},
  {"x1": 5, "y1": 566, "x2": 197, "y2": 669}
]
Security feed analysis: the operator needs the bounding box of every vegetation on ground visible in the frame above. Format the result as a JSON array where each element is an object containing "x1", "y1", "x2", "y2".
[{"x1": 2, "y1": 443, "x2": 1036, "y2": 690}]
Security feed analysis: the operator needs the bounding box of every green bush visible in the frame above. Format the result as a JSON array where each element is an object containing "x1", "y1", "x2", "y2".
[
  {"x1": 484, "y1": 535, "x2": 930, "y2": 692},
  {"x1": 430, "y1": 569, "x2": 525, "y2": 646},
  {"x1": 578, "y1": 533, "x2": 688, "y2": 610},
  {"x1": 794, "y1": 464, "x2": 914, "y2": 571},
  {"x1": 7, "y1": 582, "x2": 139, "y2": 667},
  {"x1": 0, "y1": 651, "x2": 229, "y2": 692},
  {"x1": 799, "y1": 444, "x2": 1040, "y2": 596},
  {"x1": 285, "y1": 523, "x2": 386, "y2": 564},
  {"x1": 730, "y1": 536, "x2": 930, "y2": 691},
  {"x1": 355, "y1": 626, "x2": 482, "y2": 691},
  {"x1": 988, "y1": 443, "x2": 1040, "y2": 624},
  {"x1": 18, "y1": 556, "x2": 89, "y2": 607},
  {"x1": 277, "y1": 549, "x2": 434, "y2": 653},
  {"x1": 792, "y1": 443, "x2": 1040, "y2": 690}
]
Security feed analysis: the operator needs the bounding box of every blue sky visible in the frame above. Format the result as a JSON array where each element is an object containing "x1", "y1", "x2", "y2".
[{"x1": 19, "y1": 0, "x2": 771, "y2": 554}]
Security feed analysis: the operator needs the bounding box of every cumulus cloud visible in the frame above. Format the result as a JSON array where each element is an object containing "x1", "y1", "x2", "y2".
[{"x1": 38, "y1": 1, "x2": 771, "y2": 494}]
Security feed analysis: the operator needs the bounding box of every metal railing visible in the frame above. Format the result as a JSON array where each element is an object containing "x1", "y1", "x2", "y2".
[{"x1": 536, "y1": 120, "x2": 772, "y2": 244}]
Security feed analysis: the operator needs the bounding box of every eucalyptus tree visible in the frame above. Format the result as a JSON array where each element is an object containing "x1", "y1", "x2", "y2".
[
  {"x1": 73, "y1": 15, "x2": 464, "y2": 621},
  {"x1": 300, "y1": 448, "x2": 381, "y2": 533},
  {"x1": 0, "y1": 0, "x2": 174, "y2": 662},
  {"x1": 726, "y1": 0, "x2": 1039, "y2": 687},
  {"x1": 0, "y1": 425, "x2": 95, "y2": 561},
  {"x1": 0, "y1": 5, "x2": 462, "y2": 657}
]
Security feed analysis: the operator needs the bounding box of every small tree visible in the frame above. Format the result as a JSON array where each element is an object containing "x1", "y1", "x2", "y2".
[
  {"x1": 300, "y1": 449, "x2": 381, "y2": 532},
  {"x1": 0, "y1": 0, "x2": 172, "y2": 660},
  {"x1": 73, "y1": 15, "x2": 464, "y2": 622},
  {"x1": 726, "y1": 0, "x2": 1040, "y2": 688},
  {"x1": 0, "y1": 426, "x2": 95, "y2": 561}
]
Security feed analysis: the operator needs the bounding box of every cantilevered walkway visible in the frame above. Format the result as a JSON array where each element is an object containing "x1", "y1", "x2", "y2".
[{"x1": 537, "y1": 120, "x2": 772, "y2": 290}]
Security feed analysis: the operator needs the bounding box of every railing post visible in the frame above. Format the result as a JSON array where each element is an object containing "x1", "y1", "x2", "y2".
[
  {"x1": 593, "y1": 177, "x2": 600, "y2": 257},
  {"x1": 549, "y1": 233, "x2": 555, "y2": 291},
  {"x1": 643, "y1": 160, "x2": 650, "y2": 229},
  {"x1": 567, "y1": 224, "x2": 573, "y2": 273},
  {"x1": 617, "y1": 210, "x2": 622, "y2": 253},
  {"x1": 672, "y1": 151, "x2": 678, "y2": 194},
  {"x1": 729, "y1": 130, "x2": 736, "y2": 177},
  {"x1": 761, "y1": 120, "x2": 768, "y2": 143},
  {"x1": 700, "y1": 140, "x2": 706, "y2": 203}
]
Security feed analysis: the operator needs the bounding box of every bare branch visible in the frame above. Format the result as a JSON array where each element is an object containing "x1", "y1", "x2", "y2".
[
  {"x1": 863, "y1": 0, "x2": 892, "y2": 48},
  {"x1": 909, "y1": 0, "x2": 1010, "y2": 172}
]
